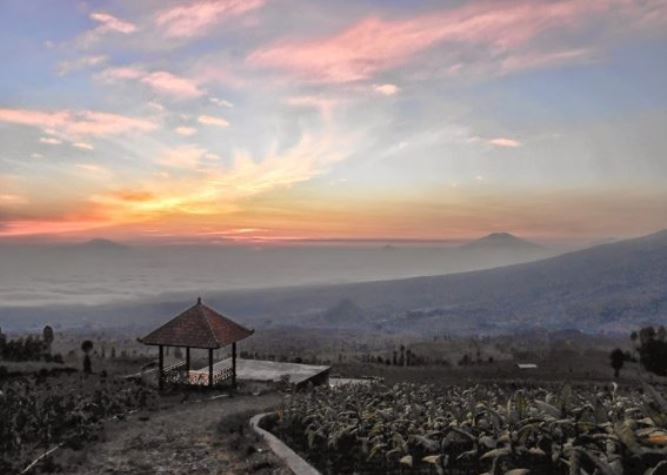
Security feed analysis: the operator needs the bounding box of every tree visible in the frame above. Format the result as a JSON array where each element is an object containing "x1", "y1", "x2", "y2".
[
  {"x1": 81, "y1": 340, "x2": 94, "y2": 374},
  {"x1": 610, "y1": 348, "x2": 625, "y2": 378},
  {"x1": 634, "y1": 326, "x2": 667, "y2": 377},
  {"x1": 42, "y1": 325, "x2": 54, "y2": 354}
]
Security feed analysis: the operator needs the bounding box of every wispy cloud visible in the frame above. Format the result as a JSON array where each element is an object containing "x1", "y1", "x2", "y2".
[
  {"x1": 156, "y1": 0, "x2": 267, "y2": 38},
  {"x1": 373, "y1": 84, "x2": 400, "y2": 95},
  {"x1": 489, "y1": 138, "x2": 522, "y2": 148},
  {"x1": 75, "y1": 163, "x2": 110, "y2": 175},
  {"x1": 0, "y1": 108, "x2": 157, "y2": 137},
  {"x1": 158, "y1": 145, "x2": 210, "y2": 169},
  {"x1": 2, "y1": 0, "x2": 667, "y2": 242},
  {"x1": 198, "y1": 115, "x2": 230, "y2": 127},
  {"x1": 210, "y1": 97, "x2": 234, "y2": 108},
  {"x1": 248, "y1": 0, "x2": 667, "y2": 83},
  {"x1": 141, "y1": 71, "x2": 205, "y2": 99},
  {"x1": 216, "y1": 132, "x2": 348, "y2": 197},
  {"x1": 87, "y1": 131, "x2": 351, "y2": 229},
  {"x1": 500, "y1": 48, "x2": 594, "y2": 74},
  {"x1": 175, "y1": 126, "x2": 198, "y2": 136},
  {"x1": 39, "y1": 137, "x2": 62, "y2": 145},
  {"x1": 77, "y1": 12, "x2": 137, "y2": 48},
  {"x1": 99, "y1": 67, "x2": 204, "y2": 99},
  {"x1": 57, "y1": 55, "x2": 108, "y2": 76},
  {"x1": 90, "y1": 12, "x2": 137, "y2": 34},
  {"x1": 72, "y1": 142, "x2": 95, "y2": 151},
  {"x1": 285, "y1": 95, "x2": 339, "y2": 121},
  {"x1": 98, "y1": 66, "x2": 144, "y2": 81}
]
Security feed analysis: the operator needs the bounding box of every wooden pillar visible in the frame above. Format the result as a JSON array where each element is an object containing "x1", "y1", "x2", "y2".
[
  {"x1": 185, "y1": 347, "x2": 190, "y2": 384},
  {"x1": 158, "y1": 345, "x2": 164, "y2": 390},
  {"x1": 208, "y1": 348, "x2": 213, "y2": 388},
  {"x1": 232, "y1": 342, "x2": 237, "y2": 388}
]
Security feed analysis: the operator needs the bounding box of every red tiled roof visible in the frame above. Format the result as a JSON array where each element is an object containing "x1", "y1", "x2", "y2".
[{"x1": 140, "y1": 298, "x2": 254, "y2": 349}]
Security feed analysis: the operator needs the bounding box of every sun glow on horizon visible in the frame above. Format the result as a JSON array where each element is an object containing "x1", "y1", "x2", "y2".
[{"x1": 1, "y1": 1, "x2": 667, "y2": 243}]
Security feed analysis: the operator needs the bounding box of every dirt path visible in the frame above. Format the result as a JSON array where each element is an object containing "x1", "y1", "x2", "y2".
[{"x1": 65, "y1": 392, "x2": 288, "y2": 474}]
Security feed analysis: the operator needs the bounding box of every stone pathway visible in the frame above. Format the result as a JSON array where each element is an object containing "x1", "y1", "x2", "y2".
[{"x1": 67, "y1": 393, "x2": 289, "y2": 474}]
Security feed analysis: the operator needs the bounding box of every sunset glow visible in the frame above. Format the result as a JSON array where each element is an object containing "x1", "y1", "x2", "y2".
[{"x1": 2, "y1": 0, "x2": 667, "y2": 244}]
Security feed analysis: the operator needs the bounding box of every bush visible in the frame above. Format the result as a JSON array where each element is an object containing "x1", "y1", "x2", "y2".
[{"x1": 0, "y1": 374, "x2": 157, "y2": 471}]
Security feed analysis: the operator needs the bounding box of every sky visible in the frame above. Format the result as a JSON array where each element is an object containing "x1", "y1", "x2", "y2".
[{"x1": 1, "y1": 0, "x2": 667, "y2": 245}]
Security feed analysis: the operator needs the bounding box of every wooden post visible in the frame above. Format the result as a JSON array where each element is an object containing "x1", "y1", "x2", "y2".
[
  {"x1": 185, "y1": 347, "x2": 190, "y2": 384},
  {"x1": 158, "y1": 345, "x2": 164, "y2": 390},
  {"x1": 208, "y1": 348, "x2": 213, "y2": 388},
  {"x1": 232, "y1": 342, "x2": 237, "y2": 388}
]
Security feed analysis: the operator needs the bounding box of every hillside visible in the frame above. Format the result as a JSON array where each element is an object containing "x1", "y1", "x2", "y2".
[{"x1": 205, "y1": 228, "x2": 667, "y2": 334}]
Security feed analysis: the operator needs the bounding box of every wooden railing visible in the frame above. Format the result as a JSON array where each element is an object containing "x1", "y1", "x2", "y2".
[
  {"x1": 213, "y1": 367, "x2": 233, "y2": 385},
  {"x1": 164, "y1": 360, "x2": 185, "y2": 373},
  {"x1": 162, "y1": 363, "x2": 233, "y2": 387}
]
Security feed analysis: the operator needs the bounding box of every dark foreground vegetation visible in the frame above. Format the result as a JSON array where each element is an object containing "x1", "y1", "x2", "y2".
[
  {"x1": 270, "y1": 381, "x2": 667, "y2": 474},
  {"x1": 0, "y1": 373, "x2": 158, "y2": 473}
]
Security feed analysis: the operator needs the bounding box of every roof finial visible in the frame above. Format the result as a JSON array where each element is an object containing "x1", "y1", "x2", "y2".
[{"x1": 197, "y1": 296, "x2": 202, "y2": 305}]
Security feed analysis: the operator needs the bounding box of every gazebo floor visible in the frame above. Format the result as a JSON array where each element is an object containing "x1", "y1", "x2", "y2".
[{"x1": 191, "y1": 357, "x2": 330, "y2": 386}]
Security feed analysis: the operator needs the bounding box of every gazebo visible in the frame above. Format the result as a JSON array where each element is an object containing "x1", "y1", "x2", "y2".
[{"x1": 139, "y1": 297, "x2": 254, "y2": 389}]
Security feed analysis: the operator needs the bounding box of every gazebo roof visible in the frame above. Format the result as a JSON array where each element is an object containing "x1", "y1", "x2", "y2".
[{"x1": 140, "y1": 298, "x2": 254, "y2": 349}]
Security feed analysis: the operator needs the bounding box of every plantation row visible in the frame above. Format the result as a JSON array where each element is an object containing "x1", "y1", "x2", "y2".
[
  {"x1": 272, "y1": 382, "x2": 667, "y2": 474},
  {"x1": 0, "y1": 373, "x2": 158, "y2": 473}
]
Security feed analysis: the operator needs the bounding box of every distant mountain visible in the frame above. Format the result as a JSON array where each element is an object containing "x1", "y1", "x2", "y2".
[
  {"x1": 461, "y1": 232, "x2": 544, "y2": 252},
  {"x1": 75, "y1": 239, "x2": 129, "y2": 251}
]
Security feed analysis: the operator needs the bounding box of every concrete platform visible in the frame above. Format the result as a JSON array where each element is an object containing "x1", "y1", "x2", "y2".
[{"x1": 193, "y1": 357, "x2": 331, "y2": 387}]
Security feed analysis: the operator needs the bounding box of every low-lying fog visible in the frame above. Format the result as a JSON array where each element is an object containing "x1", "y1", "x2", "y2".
[{"x1": 0, "y1": 237, "x2": 559, "y2": 307}]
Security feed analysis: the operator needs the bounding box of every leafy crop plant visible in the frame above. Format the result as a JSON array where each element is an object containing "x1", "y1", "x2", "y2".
[{"x1": 272, "y1": 382, "x2": 667, "y2": 474}]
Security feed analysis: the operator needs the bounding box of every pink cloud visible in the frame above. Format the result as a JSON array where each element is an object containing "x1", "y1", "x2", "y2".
[
  {"x1": 99, "y1": 67, "x2": 204, "y2": 99},
  {"x1": 156, "y1": 0, "x2": 266, "y2": 38},
  {"x1": 198, "y1": 115, "x2": 230, "y2": 127},
  {"x1": 77, "y1": 12, "x2": 137, "y2": 47},
  {"x1": 374, "y1": 84, "x2": 400, "y2": 95},
  {"x1": 500, "y1": 48, "x2": 594, "y2": 73},
  {"x1": 99, "y1": 66, "x2": 144, "y2": 81},
  {"x1": 140, "y1": 71, "x2": 204, "y2": 99},
  {"x1": 0, "y1": 108, "x2": 157, "y2": 137},
  {"x1": 248, "y1": 0, "x2": 666, "y2": 83},
  {"x1": 90, "y1": 12, "x2": 137, "y2": 34},
  {"x1": 72, "y1": 142, "x2": 95, "y2": 151},
  {"x1": 175, "y1": 126, "x2": 198, "y2": 136},
  {"x1": 489, "y1": 138, "x2": 522, "y2": 148}
]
